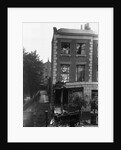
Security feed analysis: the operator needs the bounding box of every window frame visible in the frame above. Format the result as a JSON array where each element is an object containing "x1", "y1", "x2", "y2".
[
  {"x1": 76, "y1": 64, "x2": 86, "y2": 82},
  {"x1": 60, "y1": 42, "x2": 71, "y2": 55},
  {"x1": 60, "y1": 39, "x2": 72, "y2": 56},
  {"x1": 60, "y1": 64, "x2": 70, "y2": 83},
  {"x1": 75, "y1": 42, "x2": 87, "y2": 57}
]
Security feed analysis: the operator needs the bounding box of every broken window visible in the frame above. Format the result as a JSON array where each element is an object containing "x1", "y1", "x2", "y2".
[
  {"x1": 61, "y1": 74, "x2": 69, "y2": 83},
  {"x1": 61, "y1": 42, "x2": 70, "y2": 54},
  {"x1": 76, "y1": 65, "x2": 85, "y2": 81},
  {"x1": 61, "y1": 65, "x2": 70, "y2": 82},
  {"x1": 76, "y1": 43, "x2": 86, "y2": 55},
  {"x1": 61, "y1": 65, "x2": 69, "y2": 73}
]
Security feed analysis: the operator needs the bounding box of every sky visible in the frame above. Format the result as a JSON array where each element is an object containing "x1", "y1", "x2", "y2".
[{"x1": 23, "y1": 22, "x2": 98, "y2": 63}]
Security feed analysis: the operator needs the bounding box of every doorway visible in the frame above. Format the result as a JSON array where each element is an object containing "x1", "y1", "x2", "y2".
[{"x1": 54, "y1": 89, "x2": 61, "y2": 106}]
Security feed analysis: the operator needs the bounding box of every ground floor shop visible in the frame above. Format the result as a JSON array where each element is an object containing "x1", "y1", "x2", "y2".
[{"x1": 53, "y1": 82, "x2": 98, "y2": 113}]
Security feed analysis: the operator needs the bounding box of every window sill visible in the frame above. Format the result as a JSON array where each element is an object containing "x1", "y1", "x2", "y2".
[
  {"x1": 76, "y1": 81, "x2": 85, "y2": 82},
  {"x1": 60, "y1": 54, "x2": 71, "y2": 57},
  {"x1": 76, "y1": 54, "x2": 86, "y2": 57}
]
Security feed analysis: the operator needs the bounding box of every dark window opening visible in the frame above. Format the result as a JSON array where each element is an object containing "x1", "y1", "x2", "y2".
[
  {"x1": 92, "y1": 90, "x2": 98, "y2": 100},
  {"x1": 63, "y1": 89, "x2": 68, "y2": 105},
  {"x1": 91, "y1": 90, "x2": 98, "y2": 111},
  {"x1": 76, "y1": 43, "x2": 86, "y2": 55},
  {"x1": 54, "y1": 89, "x2": 68, "y2": 108},
  {"x1": 61, "y1": 42, "x2": 70, "y2": 54},
  {"x1": 54, "y1": 89, "x2": 61, "y2": 106}
]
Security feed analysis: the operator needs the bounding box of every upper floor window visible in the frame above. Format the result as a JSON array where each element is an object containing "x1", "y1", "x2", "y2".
[
  {"x1": 60, "y1": 64, "x2": 70, "y2": 82},
  {"x1": 76, "y1": 65, "x2": 85, "y2": 82},
  {"x1": 76, "y1": 43, "x2": 86, "y2": 55},
  {"x1": 61, "y1": 42, "x2": 70, "y2": 54}
]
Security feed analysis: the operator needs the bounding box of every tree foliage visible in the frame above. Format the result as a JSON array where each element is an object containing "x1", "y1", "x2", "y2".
[
  {"x1": 23, "y1": 48, "x2": 44, "y2": 98},
  {"x1": 68, "y1": 92, "x2": 86, "y2": 111}
]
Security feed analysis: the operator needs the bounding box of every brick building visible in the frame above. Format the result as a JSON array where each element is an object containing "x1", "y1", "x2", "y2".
[{"x1": 51, "y1": 23, "x2": 98, "y2": 111}]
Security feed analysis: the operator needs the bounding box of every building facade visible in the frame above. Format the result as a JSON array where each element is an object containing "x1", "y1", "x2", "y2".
[{"x1": 51, "y1": 24, "x2": 98, "y2": 109}]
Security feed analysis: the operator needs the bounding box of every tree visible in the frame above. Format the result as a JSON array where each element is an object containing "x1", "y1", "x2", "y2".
[
  {"x1": 23, "y1": 48, "x2": 44, "y2": 98},
  {"x1": 68, "y1": 92, "x2": 86, "y2": 124}
]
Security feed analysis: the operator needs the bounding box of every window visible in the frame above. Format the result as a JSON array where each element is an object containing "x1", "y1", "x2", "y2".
[
  {"x1": 76, "y1": 43, "x2": 86, "y2": 55},
  {"x1": 61, "y1": 42, "x2": 70, "y2": 54},
  {"x1": 60, "y1": 65, "x2": 70, "y2": 82},
  {"x1": 91, "y1": 90, "x2": 98, "y2": 100},
  {"x1": 76, "y1": 65, "x2": 85, "y2": 81}
]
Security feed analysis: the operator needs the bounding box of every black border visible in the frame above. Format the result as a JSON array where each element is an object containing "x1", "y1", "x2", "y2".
[
  {"x1": 114, "y1": 6, "x2": 120, "y2": 145},
  {"x1": 1, "y1": 0, "x2": 118, "y2": 145},
  {"x1": 1, "y1": 0, "x2": 7, "y2": 145}
]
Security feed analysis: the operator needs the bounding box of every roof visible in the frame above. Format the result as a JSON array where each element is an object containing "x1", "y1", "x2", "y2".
[
  {"x1": 57, "y1": 28, "x2": 98, "y2": 37},
  {"x1": 53, "y1": 26, "x2": 98, "y2": 37}
]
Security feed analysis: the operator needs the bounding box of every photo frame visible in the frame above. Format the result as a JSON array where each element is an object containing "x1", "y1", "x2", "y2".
[{"x1": 7, "y1": 7, "x2": 113, "y2": 143}]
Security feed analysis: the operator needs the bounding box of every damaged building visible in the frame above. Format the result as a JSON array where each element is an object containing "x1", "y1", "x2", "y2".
[{"x1": 51, "y1": 23, "x2": 98, "y2": 115}]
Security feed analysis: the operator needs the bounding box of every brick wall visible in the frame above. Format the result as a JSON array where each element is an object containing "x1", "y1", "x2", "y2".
[
  {"x1": 92, "y1": 40, "x2": 98, "y2": 82},
  {"x1": 55, "y1": 38, "x2": 91, "y2": 82},
  {"x1": 83, "y1": 83, "x2": 98, "y2": 98},
  {"x1": 51, "y1": 28, "x2": 98, "y2": 110}
]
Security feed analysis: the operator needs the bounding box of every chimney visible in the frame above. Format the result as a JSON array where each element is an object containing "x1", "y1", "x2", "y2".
[
  {"x1": 53, "y1": 27, "x2": 58, "y2": 34},
  {"x1": 84, "y1": 23, "x2": 90, "y2": 30}
]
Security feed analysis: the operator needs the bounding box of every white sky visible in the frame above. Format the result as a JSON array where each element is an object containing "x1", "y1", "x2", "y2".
[{"x1": 23, "y1": 22, "x2": 98, "y2": 63}]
